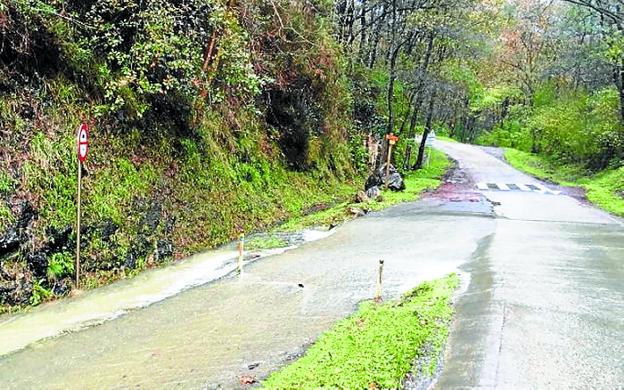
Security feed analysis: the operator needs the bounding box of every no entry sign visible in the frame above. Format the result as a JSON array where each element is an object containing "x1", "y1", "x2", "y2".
[
  {"x1": 77, "y1": 123, "x2": 89, "y2": 162},
  {"x1": 386, "y1": 133, "x2": 399, "y2": 145}
]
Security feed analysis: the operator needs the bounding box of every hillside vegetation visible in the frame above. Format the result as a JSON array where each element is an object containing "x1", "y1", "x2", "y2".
[
  {"x1": 3, "y1": 0, "x2": 623, "y2": 310},
  {"x1": 0, "y1": 1, "x2": 370, "y2": 309}
]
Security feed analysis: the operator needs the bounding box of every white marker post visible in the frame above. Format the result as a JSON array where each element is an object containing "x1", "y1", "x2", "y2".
[
  {"x1": 76, "y1": 123, "x2": 89, "y2": 287},
  {"x1": 238, "y1": 233, "x2": 245, "y2": 274}
]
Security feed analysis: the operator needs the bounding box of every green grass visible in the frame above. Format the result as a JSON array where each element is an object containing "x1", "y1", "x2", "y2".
[
  {"x1": 505, "y1": 148, "x2": 624, "y2": 216},
  {"x1": 263, "y1": 274, "x2": 460, "y2": 389},
  {"x1": 246, "y1": 235, "x2": 289, "y2": 250},
  {"x1": 279, "y1": 149, "x2": 450, "y2": 231}
]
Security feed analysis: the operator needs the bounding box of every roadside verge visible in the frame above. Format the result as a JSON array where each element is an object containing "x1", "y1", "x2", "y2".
[
  {"x1": 504, "y1": 148, "x2": 624, "y2": 217},
  {"x1": 262, "y1": 274, "x2": 460, "y2": 389}
]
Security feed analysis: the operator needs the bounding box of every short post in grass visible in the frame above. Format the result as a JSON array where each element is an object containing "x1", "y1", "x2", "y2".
[
  {"x1": 375, "y1": 259, "x2": 385, "y2": 302},
  {"x1": 238, "y1": 232, "x2": 245, "y2": 274}
]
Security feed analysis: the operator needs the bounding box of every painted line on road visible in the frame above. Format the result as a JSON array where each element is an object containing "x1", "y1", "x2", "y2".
[
  {"x1": 516, "y1": 183, "x2": 532, "y2": 192},
  {"x1": 475, "y1": 182, "x2": 561, "y2": 195}
]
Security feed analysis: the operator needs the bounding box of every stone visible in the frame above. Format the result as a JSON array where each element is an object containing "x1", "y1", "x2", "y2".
[
  {"x1": 366, "y1": 186, "x2": 381, "y2": 200},
  {"x1": 387, "y1": 172, "x2": 406, "y2": 192},
  {"x1": 355, "y1": 191, "x2": 369, "y2": 203},
  {"x1": 348, "y1": 207, "x2": 367, "y2": 217},
  {"x1": 0, "y1": 228, "x2": 21, "y2": 258},
  {"x1": 27, "y1": 252, "x2": 48, "y2": 279},
  {"x1": 156, "y1": 240, "x2": 174, "y2": 262}
]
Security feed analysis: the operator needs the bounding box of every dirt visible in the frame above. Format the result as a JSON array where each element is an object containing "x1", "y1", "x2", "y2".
[{"x1": 424, "y1": 159, "x2": 485, "y2": 203}]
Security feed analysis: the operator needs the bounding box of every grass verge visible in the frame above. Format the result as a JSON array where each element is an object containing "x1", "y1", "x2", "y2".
[
  {"x1": 278, "y1": 149, "x2": 450, "y2": 231},
  {"x1": 262, "y1": 274, "x2": 460, "y2": 389},
  {"x1": 505, "y1": 148, "x2": 624, "y2": 216}
]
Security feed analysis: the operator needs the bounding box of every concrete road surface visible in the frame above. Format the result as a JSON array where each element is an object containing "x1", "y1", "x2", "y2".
[{"x1": 0, "y1": 140, "x2": 622, "y2": 388}]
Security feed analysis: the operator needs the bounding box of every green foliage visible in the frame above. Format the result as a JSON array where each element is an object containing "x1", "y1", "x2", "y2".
[
  {"x1": 23, "y1": 132, "x2": 77, "y2": 230},
  {"x1": 279, "y1": 149, "x2": 450, "y2": 230},
  {"x1": 0, "y1": 0, "x2": 384, "y2": 308},
  {"x1": 368, "y1": 149, "x2": 450, "y2": 210},
  {"x1": 30, "y1": 281, "x2": 52, "y2": 306},
  {"x1": 480, "y1": 85, "x2": 623, "y2": 170},
  {"x1": 505, "y1": 148, "x2": 624, "y2": 216},
  {"x1": 246, "y1": 235, "x2": 288, "y2": 251},
  {"x1": 47, "y1": 252, "x2": 74, "y2": 280},
  {"x1": 583, "y1": 167, "x2": 624, "y2": 216},
  {"x1": 263, "y1": 274, "x2": 460, "y2": 389},
  {"x1": 0, "y1": 203, "x2": 14, "y2": 232},
  {"x1": 87, "y1": 158, "x2": 158, "y2": 224},
  {"x1": 0, "y1": 171, "x2": 14, "y2": 194}
]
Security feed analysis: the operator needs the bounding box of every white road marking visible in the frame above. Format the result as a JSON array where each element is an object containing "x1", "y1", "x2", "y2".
[{"x1": 475, "y1": 182, "x2": 561, "y2": 195}]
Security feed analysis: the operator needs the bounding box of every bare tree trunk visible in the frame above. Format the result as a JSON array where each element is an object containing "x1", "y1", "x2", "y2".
[
  {"x1": 616, "y1": 62, "x2": 624, "y2": 124},
  {"x1": 367, "y1": 4, "x2": 386, "y2": 68},
  {"x1": 345, "y1": 0, "x2": 356, "y2": 45},
  {"x1": 357, "y1": 0, "x2": 367, "y2": 62},
  {"x1": 379, "y1": 0, "x2": 398, "y2": 168},
  {"x1": 415, "y1": 88, "x2": 437, "y2": 170}
]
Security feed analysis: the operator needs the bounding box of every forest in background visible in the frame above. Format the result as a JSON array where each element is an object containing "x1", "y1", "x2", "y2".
[{"x1": 1, "y1": 0, "x2": 623, "y2": 309}]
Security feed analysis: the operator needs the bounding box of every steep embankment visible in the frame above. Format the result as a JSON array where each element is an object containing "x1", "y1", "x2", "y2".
[{"x1": 0, "y1": 1, "x2": 366, "y2": 310}]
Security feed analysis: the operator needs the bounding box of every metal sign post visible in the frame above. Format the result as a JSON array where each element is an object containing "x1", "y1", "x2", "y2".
[{"x1": 75, "y1": 123, "x2": 89, "y2": 287}]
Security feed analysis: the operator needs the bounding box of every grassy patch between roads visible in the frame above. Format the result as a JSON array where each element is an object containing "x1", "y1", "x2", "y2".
[
  {"x1": 279, "y1": 149, "x2": 450, "y2": 231},
  {"x1": 263, "y1": 274, "x2": 459, "y2": 389},
  {"x1": 505, "y1": 148, "x2": 624, "y2": 216}
]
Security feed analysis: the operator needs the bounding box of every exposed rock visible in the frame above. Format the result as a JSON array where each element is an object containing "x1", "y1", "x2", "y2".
[
  {"x1": 355, "y1": 191, "x2": 369, "y2": 203},
  {"x1": 100, "y1": 219, "x2": 119, "y2": 242},
  {"x1": 0, "y1": 228, "x2": 21, "y2": 259},
  {"x1": 44, "y1": 225, "x2": 73, "y2": 254},
  {"x1": 16, "y1": 201, "x2": 36, "y2": 229},
  {"x1": 387, "y1": 172, "x2": 406, "y2": 192},
  {"x1": 124, "y1": 236, "x2": 151, "y2": 269},
  {"x1": 0, "y1": 201, "x2": 36, "y2": 259},
  {"x1": 0, "y1": 276, "x2": 33, "y2": 306},
  {"x1": 364, "y1": 164, "x2": 405, "y2": 192},
  {"x1": 365, "y1": 170, "x2": 384, "y2": 190},
  {"x1": 156, "y1": 239, "x2": 174, "y2": 262},
  {"x1": 165, "y1": 217, "x2": 176, "y2": 234},
  {"x1": 366, "y1": 186, "x2": 381, "y2": 200},
  {"x1": 27, "y1": 252, "x2": 48, "y2": 280},
  {"x1": 141, "y1": 204, "x2": 162, "y2": 234},
  {"x1": 348, "y1": 207, "x2": 367, "y2": 217},
  {"x1": 51, "y1": 279, "x2": 71, "y2": 297}
]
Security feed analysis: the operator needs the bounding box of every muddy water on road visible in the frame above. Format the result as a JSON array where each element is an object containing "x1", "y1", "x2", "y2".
[
  {"x1": 0, "y1": 230, "x2": 335, "y2": 358},
  {"x1": 0, "y1": 203, "x2": 495, "y2": 389}
]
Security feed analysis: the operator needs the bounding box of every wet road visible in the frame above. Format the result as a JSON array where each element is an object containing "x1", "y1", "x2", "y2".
[
  {"x1": 0, "y1": 141, "x2": 622, "y2": 388},
  {"x1": 433, "y1": 141, "x2": 624, "y2": 388}
]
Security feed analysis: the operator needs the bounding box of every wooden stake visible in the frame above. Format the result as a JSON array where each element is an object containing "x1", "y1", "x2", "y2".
[
  {"x1": 385, "y1": 144, "x2": 393, "y2": 189},
  {"x1": 375, "y1": 259, "x2": 385, "y2": 302},
  {"x1": 238, "y1": 233, "x2": 245, "y2": 273},
  {"x1": 75, "y1": 161, "x2": 82, "y2": 287}
]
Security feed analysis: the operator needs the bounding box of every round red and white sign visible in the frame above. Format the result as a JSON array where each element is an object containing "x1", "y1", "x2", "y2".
[{"x1": 77, "y1": 123, "x2": 89, "y2": 162}]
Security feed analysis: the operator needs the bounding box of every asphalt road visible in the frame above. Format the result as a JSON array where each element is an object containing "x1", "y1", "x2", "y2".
[
  {"x1": 0, "y1": 141, "x2": 622, "y2": 388},
  {"x1": 432, "y1": 141, "x2": 623, "y2": 388}
]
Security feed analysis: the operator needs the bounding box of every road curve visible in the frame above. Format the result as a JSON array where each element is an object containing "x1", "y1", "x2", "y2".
[
  {"x1": 433, "y1": 140, "x2": 623, "y2": 388},
  {"x1": 0, "y1": 140, "x2": 622, "y2": 388}
]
